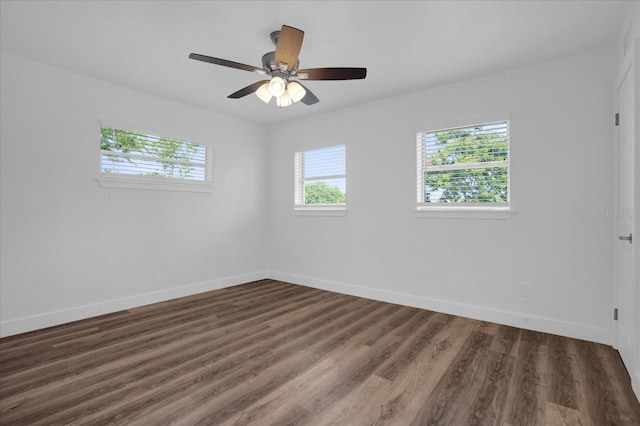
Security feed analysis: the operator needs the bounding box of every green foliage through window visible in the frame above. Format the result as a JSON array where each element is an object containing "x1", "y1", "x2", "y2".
[
  {"x1": 304, "y1": 182, "x2": 346, "y2": 204},
  {"x1": 100, "y1": 127, "x2": 207, "y2": 181},
  {"x1": 418, "y1": 121, "x2": 509, "y2": 205}
]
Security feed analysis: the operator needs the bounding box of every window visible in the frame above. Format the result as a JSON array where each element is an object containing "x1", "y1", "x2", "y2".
[
  {"x1": 417, "y1": 120, "x2": 509, "y2": 211},
  {"x1": 294, "y1": 145, "x2": 346, "y2": 210},
  {"x1": 99, "y1": 126, "x2": 213, "y2": 192}
]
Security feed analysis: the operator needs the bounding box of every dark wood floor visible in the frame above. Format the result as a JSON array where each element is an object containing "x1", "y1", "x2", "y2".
[{"x1": 1, "y1": 280, "x2": 639, "y2": 425}]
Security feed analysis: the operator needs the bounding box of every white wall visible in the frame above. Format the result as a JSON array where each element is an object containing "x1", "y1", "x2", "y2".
[
  {"x1": 268, "y1": 47, "x2": 615, "y2": 344},
  {"x1": 0, "y1": 52, "x2": 268, "y2": 336},
  {"x1": 0, "y1": 46, "x2": 619, "y2": 346}
]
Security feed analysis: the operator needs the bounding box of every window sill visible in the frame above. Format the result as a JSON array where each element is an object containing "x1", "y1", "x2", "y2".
[
  {"x1": 414, "y1": 207, "x2": 513, "y2": 220},
  {"x1": 293, "y1": 207, "x2": 347, "y2": 217},
  {"x1": 97, "y1": 175, "x2": 215, "y2": 193}
]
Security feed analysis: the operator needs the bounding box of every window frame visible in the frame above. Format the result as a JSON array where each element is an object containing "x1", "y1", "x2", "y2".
[
  {"x1": 415, "y1": 119, "x2": 512, "y2": 219},
  {"x1": 294, "y1": 144, "x2": 347, "y2": 214},
  {"x1": 97, "y1": 124, "x2": 214, "y2": 193}
]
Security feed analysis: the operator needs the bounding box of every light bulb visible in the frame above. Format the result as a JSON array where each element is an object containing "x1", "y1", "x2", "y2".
[
  {"x1": 276, "y1": 90, "x2": 292, "y2": 107},
  {"x1": 255, "y1": 82, "x2": 272, "y2": 103},
  {"x1": 287, "y1": 81, "x2": 306, "y2": 103},
  {"x1": 268, "y1": 76, "x2": 286, "y2": 97}
]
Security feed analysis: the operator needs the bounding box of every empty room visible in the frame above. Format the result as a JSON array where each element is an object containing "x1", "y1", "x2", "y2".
[{"x1": 1, "y1": 1, "x2": 639, "y2": 425}]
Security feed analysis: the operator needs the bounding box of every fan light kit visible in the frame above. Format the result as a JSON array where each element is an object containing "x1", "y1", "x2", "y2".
[{"x1": 189, "y1": 25, "x2": 367, "y2": 107}]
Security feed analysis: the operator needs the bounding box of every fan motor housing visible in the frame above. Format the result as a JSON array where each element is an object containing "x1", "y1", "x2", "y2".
[{"x1": 262, "y1": 51, "x2": 299, "y2": 75}]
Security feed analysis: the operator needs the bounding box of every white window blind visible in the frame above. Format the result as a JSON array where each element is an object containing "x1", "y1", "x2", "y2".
[
  {"x1": 294, "y1": 145, "x2": 346, "y2": 208},
  {"x1": 417, "y1": 120, "x2": 509, "y2": 209},
  {"x1": 101, "y1": 127, "x2": 210, "y2": 181}
]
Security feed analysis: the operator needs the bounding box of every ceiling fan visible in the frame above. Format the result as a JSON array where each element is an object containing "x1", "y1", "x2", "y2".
[{"x1": 189, "y1": 25, "x2": 367, "y2": 107}]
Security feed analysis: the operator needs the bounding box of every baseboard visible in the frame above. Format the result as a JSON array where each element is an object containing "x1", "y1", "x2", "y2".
[
  {"x1": 268, "y1": 271, "x2": 612, "y2": 345},
  {"x1": 632, "y1": 368, "x2": 640, "y2": 402},
  {"x1": 1, "y1": 270, "x2": 612, "y2": 346},
  {"x1": 0, "y1": 270, "x2": 267, "y2": 338}
]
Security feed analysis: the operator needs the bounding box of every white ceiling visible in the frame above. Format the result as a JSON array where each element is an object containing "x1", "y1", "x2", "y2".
[{"x1": 0, "y1": 0, "x2": 632, "y2": 125}]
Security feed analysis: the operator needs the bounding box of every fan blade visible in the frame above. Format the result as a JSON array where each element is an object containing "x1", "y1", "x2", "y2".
[
  {"x1": 274, "y1": 25, "x2": 304, "y2": 71},
  {"x1": 228, "y1": 80, "x2": 269, "y2": 99},
  {"x1": 189, "y1": 53, "x2": 265, "y2": 74},
  {"x1": 296, "y1": 83, "x2": 319, "y2": 105},
  {"x1": 296, "y1": 67, "x2": 367, "y2": 80}
]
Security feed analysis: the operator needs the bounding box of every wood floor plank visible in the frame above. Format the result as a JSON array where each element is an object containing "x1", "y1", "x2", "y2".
[
  {"x1": 545, "y1": 401, "x2": 586, "y2": 426},
  {"x1": 374, "y1": 311, "x2": 451, "y2": 381},
  {"x1": 25, "y1": 294, "x2": 370, "y2": 425},
  {"x1": 0, "y1": 286, "x2": 301, "y2": 378},
  {"x1": 293, "y1": 326, "x2": 404, "y2": 418},
  {"x1": 370, "y1": 316, "x2": 477, "y2": 425},
  {"x1": 457, "y1": 349, "x2": 515, "y2": 425},
  {"x1": 490, "y1": 324, "x2": 521, "y2": 356},
  {"x1": 222, "y1": 341, "x2": 373, "y2": 426},
  {"x1": 574, "y1": 339, "x2": 624, "y2": 426},
  {"x1": 595, "y1": 343, "x2": 640, "y2": 424},
  {"x1": 1, "y1": 280, "x2": 639, "y2": 426},
  {"x1": 408, "y1": 330, "x2": 494, "y2": 425},
  {"x1": 73, "y1": 295, "x2": 380, "y2": 425},
  {"x1": 308, "y1": 373, "x2": 393, "y2": 426},
  {"x1": 160, "y1": 303, "x2": 397, "y2": 425},
  {"x1": 222, "y1": 304, "x2": 402, "y2": 425},
  {"x1": 0, "y1": 288, "x2": 320, "y2": 402},
  {"x1": 547, "y1": 333, "x2": 578, "y2": 410},
  {"x1": 502, "y1": 329, "x2": 548, "y2": 426},
  {"x1": 576, "y1": 339, "x2": 640, "y2": 425}
]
